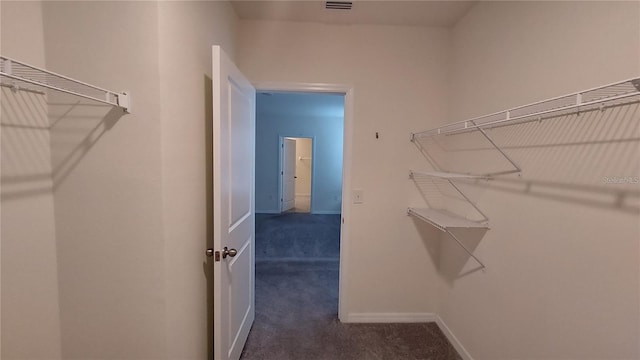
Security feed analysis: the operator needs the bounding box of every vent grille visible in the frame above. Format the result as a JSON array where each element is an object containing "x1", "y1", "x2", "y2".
[{"x1": 325, "y1": 1, "x2": 352, "y2": 10}]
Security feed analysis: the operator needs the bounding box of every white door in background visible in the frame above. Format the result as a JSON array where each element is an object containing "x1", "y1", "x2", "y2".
[
  {"x1": 211, "y1": 45, "x2": 255, "y2": 360},
  {"x1": 293, "y1": 137, "x2": 312, "y2": 213},
  {"x1": 281, "y1": 138, "x2": 296, "y2": 212}
]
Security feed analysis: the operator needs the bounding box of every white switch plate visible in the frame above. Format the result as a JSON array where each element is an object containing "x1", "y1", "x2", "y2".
[{"x1": 353, "y1": 189, "x2": 364, "y2": 204}]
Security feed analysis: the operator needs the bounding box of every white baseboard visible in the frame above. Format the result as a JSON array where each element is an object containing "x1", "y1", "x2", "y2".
[
  {"x1": 311, "y1": 210, "x2": 341, "y2": 215},
  {"x1": 343, "y1": 312, "x2": 437, "y2": 323},
  {"x1": 256, "y1": 209, "x2": 341, "y2": 215},
  {"x1": 255, "y1": 210, "x2": 280, "y2": 214},
  {"x1": 435, "y1": 315, "x2": 474, "y2": 360}
]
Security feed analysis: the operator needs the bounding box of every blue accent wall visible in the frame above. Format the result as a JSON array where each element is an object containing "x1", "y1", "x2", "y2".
[{"x1": 255, "y1": 92, "x2": 344, "y2": 214}]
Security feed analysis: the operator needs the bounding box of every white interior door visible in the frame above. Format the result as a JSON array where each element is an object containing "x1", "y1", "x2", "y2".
[
  {"x1": 211, "y1": 45, "x2": 255, "y2": 360},
  {"x1": 281, "y1": 138, "x2": 296, "y2": 212}
]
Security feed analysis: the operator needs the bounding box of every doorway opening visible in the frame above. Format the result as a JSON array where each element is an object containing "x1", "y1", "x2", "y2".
[
  {"x1": 280, "y1": 137, "x2": 313, "y2": 213},
  {"x1": 245, "y1": 90, "x2": 347, "y2": 358},
  {"x1": 254, "y1": 91, "x2": 345, "y2": 217}
]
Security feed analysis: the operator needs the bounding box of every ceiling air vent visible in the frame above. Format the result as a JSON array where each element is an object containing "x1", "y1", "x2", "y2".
[{"x1": 325, "y1": 1, "x2": 353, "y2": 10}]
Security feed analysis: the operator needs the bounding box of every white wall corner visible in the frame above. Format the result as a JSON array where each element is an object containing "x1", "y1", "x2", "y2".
[
  {"x1": 343, "y1": 312, "x2": 437, "y2": 323},
  {"x1": 435, "y1": 315, "x2": 474, "y2": 360}
]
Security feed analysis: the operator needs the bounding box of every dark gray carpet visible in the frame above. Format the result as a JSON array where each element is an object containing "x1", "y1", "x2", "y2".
[
  {"x1": 255, "y1": 213, "x2": 341, "y2": 260},
  {"x1": 241, "y1": 261, "x2": 461, "y2": 360},
  {"x1": 242, "y1": 252, "x2": 462, "y2": 359}
]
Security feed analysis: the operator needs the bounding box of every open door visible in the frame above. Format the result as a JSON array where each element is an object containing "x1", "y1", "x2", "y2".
[
  {"x1": 210, "y1": 45, "x2": 255, "y2": 360},
  {"x1": 281, "y1": 138, "x2": 296, "y2": 212}
]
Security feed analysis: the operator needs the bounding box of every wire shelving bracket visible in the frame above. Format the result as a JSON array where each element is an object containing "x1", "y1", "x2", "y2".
[
  {"x1": 0, "y1": 56, "x2": 131, "y2": 113},
  {"x1": 408, "y1": 170, "x2": 490, "y2": 269},
  {"x1": 407, "y1": 207, "x2": 488, "y2": 269}
]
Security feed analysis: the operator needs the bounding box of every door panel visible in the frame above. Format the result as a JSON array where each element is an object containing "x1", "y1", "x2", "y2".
[
  {"x1": 282, "y1": 138, "x2": 296, "y2": 212},
  {"x1": 212, "y1": 45, "x2": 255, "y2": 360},
  {"x1": 228, "y1": 240, "x2": 252, "y2": 353},
  {"x1": 229, "y1": 79, "x2": 252, "y2": 227}
]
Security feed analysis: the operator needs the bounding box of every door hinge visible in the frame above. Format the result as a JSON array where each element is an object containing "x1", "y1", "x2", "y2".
[{"x1": 214, "y1": 251, "x2": 221, "y2": 262}]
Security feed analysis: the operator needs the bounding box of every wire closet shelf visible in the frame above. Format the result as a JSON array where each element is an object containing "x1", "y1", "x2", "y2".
[
  {"x1": 407, "y1": 75, "x2": 640, "y2": 270},
  {"x1": 0, "y1": 56, "x2": 130, "y2": 113},
  {"x1": 412, "y1": 77, "x2": 640, "y2": 139}
]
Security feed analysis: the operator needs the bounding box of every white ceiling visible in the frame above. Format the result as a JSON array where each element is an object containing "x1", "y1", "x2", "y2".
[{"x1": 230, "y1": 1, "x2": 477, "y2": 28}]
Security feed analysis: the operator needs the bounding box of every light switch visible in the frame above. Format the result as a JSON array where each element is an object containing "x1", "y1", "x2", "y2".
[{"x1": 353, "y1": 189, "x2": 364, "y2": 204}]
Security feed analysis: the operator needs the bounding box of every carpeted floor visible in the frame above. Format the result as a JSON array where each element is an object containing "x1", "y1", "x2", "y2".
[
  {"x1": 255, "y1": 213, "x2": 341, "y2": 261},
  {"x1": 241, "y1": 213, "x2": 462, "y2": 360}
]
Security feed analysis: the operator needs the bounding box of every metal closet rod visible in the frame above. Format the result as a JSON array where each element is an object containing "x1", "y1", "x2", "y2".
[{"x1": 413, "y1": 76, "x2": 640, "y2": 138}]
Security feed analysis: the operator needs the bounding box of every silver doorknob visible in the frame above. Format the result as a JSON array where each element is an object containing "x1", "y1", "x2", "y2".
[
  {"x1": 222, "y1": 247, "x2": 237, "y2": 259},
  {"x1": 205, "y1": 249, "x2": 214, "y2": 257}
]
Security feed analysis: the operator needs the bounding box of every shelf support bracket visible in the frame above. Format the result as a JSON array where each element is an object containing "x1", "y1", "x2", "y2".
[
  {"x1": 5, "y1": 58, "x2": 12, "y2": 76},
  {"x1": 470, "y1": 120, "x2": 522, "y2": 175},
  {"x1": 447, "y1": 179, "x2": 489, "y2": 223},
  {"x1": 117, "y1": 91, "x2": 131, "y2": 113},
  {"x1": 446, "y1": 228, "x2": 486, "y2": 270}
]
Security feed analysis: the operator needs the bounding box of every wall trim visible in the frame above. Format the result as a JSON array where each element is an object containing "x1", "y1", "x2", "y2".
[
  {"x1": 255, "y1": 210, "x2": 280, "y2": 214},
  {"x1": 256, "y1": 209, "x2": 340, "y2": 215},
  {"x1": 253, "y1": 82, "x2": 352, "y2": 94},
  {"x1": 344, "y1": 312, "x2": 437, "y2": 323},
  {"x1": 435, "y1": 315, "x2": 474, "y2": 360}
]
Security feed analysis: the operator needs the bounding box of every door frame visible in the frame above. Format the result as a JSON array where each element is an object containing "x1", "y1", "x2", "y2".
[
  {"x1": 277, "y1": 136, "x2": 315, "y2": 214},
  {"x1": 253, "y1": 81, "x2": 353, "y2": 322}
]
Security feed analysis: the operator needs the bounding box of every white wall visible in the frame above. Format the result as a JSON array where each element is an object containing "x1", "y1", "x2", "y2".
[
  {"x1": 255, "y1": 92, "x2": 343, "y2": 214},
  {"x1": 1, "y1": 1, "x2": 238, "y2": 359},
  {"x1": 1, "y1": 2, "x2": 62, "y2": 358},
  {"x1": 43, "y1": 2, "x2": 166, "y2": 358},
  {"x1": 157, "y1": 2, "x2": 237, "y2": 358},
  {"x1": 439, "y1": 2, "x2": 640, "y2": 359},
  {"x1": 238, "y1": 20, "x2": 450, "y2": 317}
]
